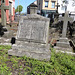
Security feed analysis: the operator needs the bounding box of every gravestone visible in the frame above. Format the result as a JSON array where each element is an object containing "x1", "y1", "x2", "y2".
[
  {"x1": 27, "y1": 3, "x2": 38, "y2": 14},
  {"x1": 55, "y1": 11, "x2": 74, "y2": 52},
  {"x1": 0, "y1": 0, "x2": 9, "y2": 26},
  {"x1": 30, "y1": 3, "x2": 37, "y2": 14},
  {"x1": 8, "y1": 14, "x2": 51, "y2": 61}
]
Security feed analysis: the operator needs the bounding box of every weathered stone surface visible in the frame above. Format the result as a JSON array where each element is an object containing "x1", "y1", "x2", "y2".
[
  {"x1": 59, "y1": 11, "x2": 73, "y2": 38},
  {"x1": 8, "y1": 14, "x2": 50, "y2": 61},
  {"x1": 8, "y1": 42, "x2": 50, "y2": 60},
  {"x1": 56, "y1": 38, "x2": 70, "y2": 48}
]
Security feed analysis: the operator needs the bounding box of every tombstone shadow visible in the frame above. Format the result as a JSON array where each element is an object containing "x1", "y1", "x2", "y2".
[
  {"x1": 69, "y1": 41, "x2": 75, "y2": 52},
  {"x1": 0, "y1": 23, "x2": 7, "y2": 37},
  {"x1": 0, "y1": 23, "x2": 4, "y2": 36},
  {"x1": 11, "y1": 37, "x2": 16, "y2": 45}
]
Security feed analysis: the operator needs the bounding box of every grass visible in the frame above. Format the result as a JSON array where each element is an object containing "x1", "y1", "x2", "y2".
[{"x1": 0, "y1": 45, "x2": 75, "y2": 75}]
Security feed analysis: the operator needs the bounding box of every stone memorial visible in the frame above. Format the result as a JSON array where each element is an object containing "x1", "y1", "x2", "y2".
[
  {"x1": 0, "y1": 0, "x2": 9, "y2": 26},
  {"x1": 29, "y1": 3, "x2": 37, "y2": 14},
  {"x1": 8, "y1": 14, "x2": 51, "y2": 61},
  {"x1": 55, "y1": 11, "x2": 74, "y2": 52},
  {"x1": 0, "y1": 0, "x2": 10, "y2": 38}
]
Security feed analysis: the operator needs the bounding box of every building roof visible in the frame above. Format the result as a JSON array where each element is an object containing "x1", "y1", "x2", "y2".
[{"x1": 29, "y1": 3, "x2": 38, "y2": 7}]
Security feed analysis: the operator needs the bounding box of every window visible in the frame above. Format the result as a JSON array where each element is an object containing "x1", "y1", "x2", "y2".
[
  {"x1": 45, "y1": 1, "x2": 48, "y2": 7},
  {"x1": 51, "y1": 2, "x2": 55, "y2": 8}
]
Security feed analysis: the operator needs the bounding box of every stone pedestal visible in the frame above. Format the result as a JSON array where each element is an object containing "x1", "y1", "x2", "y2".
[
  {"x1": 57, "y1": 38, "x2": 70, "y2": 48},
  {"x1": 54, "y1": 38, "x2": 73, "y2": 52},
  {"x1": 8, "y1": 41, "x2": 50, "y2": 61}
]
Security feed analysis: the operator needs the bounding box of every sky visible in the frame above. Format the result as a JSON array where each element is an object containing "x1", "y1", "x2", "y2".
[{"x1": 15, "y1": 0, "x2": 36, "y2": 13}]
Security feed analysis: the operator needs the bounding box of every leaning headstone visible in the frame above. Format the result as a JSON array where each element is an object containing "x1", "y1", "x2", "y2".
[
  {"x1": 8, "y1": 14, "x2": 50, "y2": 61},
  {"x1": 55, "y1": 11, "x2": 74, "y2": 52}
]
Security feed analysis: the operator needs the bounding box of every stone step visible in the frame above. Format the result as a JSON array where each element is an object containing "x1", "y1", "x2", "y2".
[
  {"x1": 59, "y1": 38, "x2": 69, "y2": 42},
  {"x1": 12, "y1": 44, "x2": 50, "y2": 54},
  {"x1": 57, "y1": 41, "x2": 70, "y2": 48},
  {"x1": 54, "y1": 46, "x2": 73, "y2": 52},
  {"x1": 8, "y1": 49, "x2": 50, "y2": 61}
]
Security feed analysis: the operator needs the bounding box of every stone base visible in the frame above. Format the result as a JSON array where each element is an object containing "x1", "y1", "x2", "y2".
[
  {"x1": 57, "y1": 38, "x2": 71, "y2": 48},
  {"x1": 54, "y1": 46, "x2": 73, "y2": 52},
  {"x1": 8, "y1": 41, "x2": 51, "y2": 61},
  {"x1": 55, "y1": 37, "x2": 73, "y2": 52},
  {"x1": 56, "y1": 50, "x2": 75, "y2": 55}
]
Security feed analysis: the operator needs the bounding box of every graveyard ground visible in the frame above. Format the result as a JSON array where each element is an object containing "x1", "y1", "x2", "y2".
[{"x1": 0, "y1": 45, "x2": 75, "y2": 75}]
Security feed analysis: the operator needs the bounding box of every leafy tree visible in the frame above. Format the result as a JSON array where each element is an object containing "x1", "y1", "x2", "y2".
[{"x1": 15, "y1": 5, "x2": 23, "y2": 14}]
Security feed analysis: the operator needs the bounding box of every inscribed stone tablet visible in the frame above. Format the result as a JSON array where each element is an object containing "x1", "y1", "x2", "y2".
[{"x1": 17, "y1": 19, "x2": 47, "y2": 43}]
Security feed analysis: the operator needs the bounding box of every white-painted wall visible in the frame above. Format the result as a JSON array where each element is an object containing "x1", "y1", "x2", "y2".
[
  {"x1": 58, "y1": 0, "x2": 75, "y2": 14},
  {"x1": 58, "y1": 0, "x2": 65, "y2": 13}
]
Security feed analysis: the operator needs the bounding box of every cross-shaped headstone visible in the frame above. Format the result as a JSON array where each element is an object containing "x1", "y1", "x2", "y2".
[
  {"x1": 59, "y1": 11, "x2": 74, "y2": 38},
  {"x1": 0, "y1": 0, "x2": 9, "y2": 26},
  {"x1": 55, "y1": 3, "x2": 60, "y2": 13}
]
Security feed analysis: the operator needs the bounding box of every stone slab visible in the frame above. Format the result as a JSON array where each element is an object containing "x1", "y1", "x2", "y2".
[
  {"x1": 54, "y1": 46, "x2": 73, "y2": 52},
  {"x1": 8, "y1": 49, "x2": 50, "y2": 61},
  {"x1": 8, "y1": 43, "x2": 51, "y2": 61},
  {"x1": 17, "y1": 14, "x2": 49, "y2": 44},
  {"x1": 56, "y1": 50, "x2": 75, "y2": 55},
  {"x1": 57, "y1": 42, "x2": 70, "y2": 48},
  {"x1": 56, "y1": 38, "x2": 71, "y2": 48}
]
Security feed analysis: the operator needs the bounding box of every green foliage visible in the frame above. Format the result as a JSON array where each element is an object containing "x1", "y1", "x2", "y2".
[
  {"x1": 50, "y1": 48, "x2": 75, "y2": 75},
  {"x1": 0, "y1": 45, "x2": 75, "y2": 75},
  {"x1": 0, "y1": 45, "x2": 11, "y2": 50},
  {"x1": 0, "y1": 64, "x2": 12, "y2": 75},
  {"x1": 15, "y1": 5, "x2": 23, "y2": 14}
]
